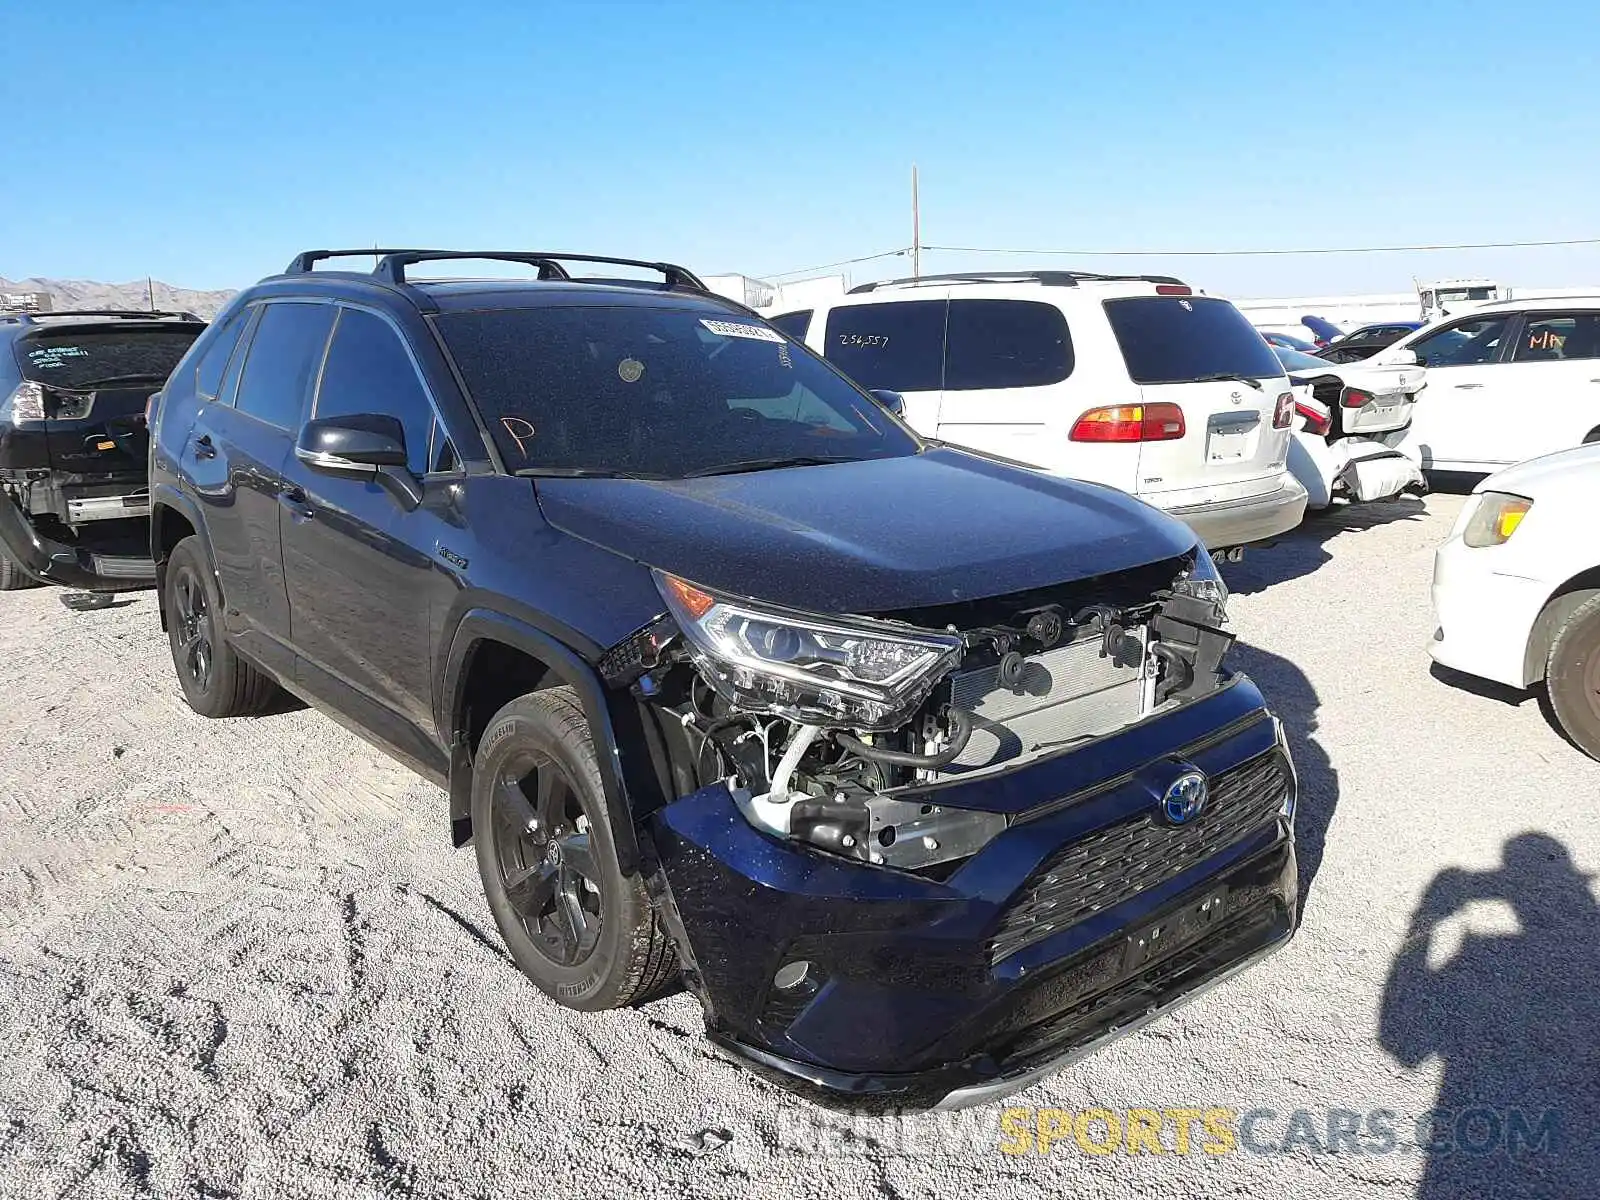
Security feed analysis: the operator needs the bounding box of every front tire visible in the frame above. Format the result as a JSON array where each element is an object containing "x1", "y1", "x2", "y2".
[
  {"x1": 0, "y1": 544, "x2": 42, "y2": 590},
  {"x1": 472, "y1": 688, "x2": 676, "y2": 1010},
  {"x1": 164, "y1": 536, "x2": 280, "y2": 718},
  {"x1": 1545, "y1": 593, "x2": 1600, "y2": 761}
]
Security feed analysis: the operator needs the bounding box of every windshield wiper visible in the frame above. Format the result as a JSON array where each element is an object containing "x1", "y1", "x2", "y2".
[
  {"x1": 1191, "y1": 373, "x2": 1264, "y2": 390},
  {"x1": 513, "y1": 466, "x2": 668, "y2": 480},
  {"x1": 75, "y1": 373, "x2": 170, "y2": 387},
  {"x1": 678, "y1": 454, "x2": 863, "y2": 479}
]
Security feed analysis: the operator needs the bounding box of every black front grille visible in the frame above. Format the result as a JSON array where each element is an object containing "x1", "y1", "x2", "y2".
[{"x1": 988, "y1": 751, "x2": 1290, "y2": 963}]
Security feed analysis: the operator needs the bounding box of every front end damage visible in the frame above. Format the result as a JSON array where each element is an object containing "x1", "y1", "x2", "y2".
[{"x1": 604, "y1": 549, "x2": 1299, "y2": 1110}]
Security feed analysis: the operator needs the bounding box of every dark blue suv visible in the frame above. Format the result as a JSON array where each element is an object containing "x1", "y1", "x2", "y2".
[{"x1": 149, "y1": 249, "x2": 1299, "y2": 1110}]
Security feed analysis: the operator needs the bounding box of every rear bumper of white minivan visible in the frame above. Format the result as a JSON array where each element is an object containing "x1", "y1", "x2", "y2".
[{"x1": 1158, "y1": 475, "x2": 1308, "y2": 550}]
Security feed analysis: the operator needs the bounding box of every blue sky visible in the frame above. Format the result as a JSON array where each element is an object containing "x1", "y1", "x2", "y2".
[{"x1": 3, "y1": 0, "x2": 1598, "y2": 297}]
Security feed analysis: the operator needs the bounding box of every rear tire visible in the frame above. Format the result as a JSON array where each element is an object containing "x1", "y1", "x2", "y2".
[
  {"x1": 472, "y1": 688, "x2": 677, "y2": 1010},
  {"x1": 0, "y1": 544, "x2": 42, "y2": 590},
  {"x1": 1545, "y1": 592, "x2": 1600, "y2": 761},
  {"x1": 164, "y1": 536, "x2": 279, "y2": 718}
]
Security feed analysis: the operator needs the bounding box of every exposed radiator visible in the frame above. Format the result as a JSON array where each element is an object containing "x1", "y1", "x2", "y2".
[{"x1": 935, "y1": 630, "x2": 1148, "y2": 779}]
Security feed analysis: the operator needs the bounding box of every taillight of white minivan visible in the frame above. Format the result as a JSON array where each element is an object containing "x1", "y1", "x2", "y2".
[{"x1": 1069, "y1": 403, "x2": 1186, "y2": 443}]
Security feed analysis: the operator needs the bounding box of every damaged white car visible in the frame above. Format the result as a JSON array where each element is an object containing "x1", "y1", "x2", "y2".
[{"x1": 1272, "y1": 345, "x2": 1429, "y2": 510}]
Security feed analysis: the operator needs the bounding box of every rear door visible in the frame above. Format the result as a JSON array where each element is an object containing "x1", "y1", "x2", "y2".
[
  {"x1": 1504, "y1": 310, "x2": 1600, "y2": 458},
  {"x1": 15, "y1": 321, "x2": 202, "y2": 496},
  {"x1": 933, "y1": 297, "x2": 1078, "y2": 468},
  {"x1": 816, "y1": 297, "x2": 947, "y2": 434},
  {"x1": 1102, "y1": 295, "x2": 1291, "y2": 505},
  {"x1": 186, "y1": 300, "x2": 335, "y2": 679}
]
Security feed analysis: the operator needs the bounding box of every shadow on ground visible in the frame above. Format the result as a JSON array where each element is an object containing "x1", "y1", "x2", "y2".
[
  {"x1": 1380, "y1": 832, "x2": 1599, "y2": 1196},
  {"x1": 1222, "y1": 497, "x2": 1429, "y2": 596}
]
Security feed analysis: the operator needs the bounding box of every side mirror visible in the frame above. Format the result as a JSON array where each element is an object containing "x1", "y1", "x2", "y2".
[
  {"x1": 868, "y1": 388, "x2": 906, "y2": 416},
  {"x1": 1387, "y1": 348, "x2": 1420, "y2": 367},
  {"x1": 295, "y1": 414, "x2": 422, "y2": 510}
]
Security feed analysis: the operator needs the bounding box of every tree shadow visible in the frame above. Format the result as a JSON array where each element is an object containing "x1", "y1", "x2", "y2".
[
  {"x1": 1228, "y1": 640, "x2": 1337, "y2": 907},
  {"x1": 1379, "y1": 832, "x2": 1600, "y2": 1196},
  {"x1": 1222, "y1": 497, "x2": 1429, "y2": 597}
]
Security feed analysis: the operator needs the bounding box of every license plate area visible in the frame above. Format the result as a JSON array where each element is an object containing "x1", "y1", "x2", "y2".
[
  {"x1": 1205, "y1": 419, "x2": 1255, "y2": 463},
  {"x1": 1123, "y1": 887, "x2": 1228, "y2": 973}
]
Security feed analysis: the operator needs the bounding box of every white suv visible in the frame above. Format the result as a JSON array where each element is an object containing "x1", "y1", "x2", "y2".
[
  {"x1": 1368, "y1": 297, "x2": 1600, "y2": 473},
  {"x1": 772, "y1": 271, "x2": 1307, "y2": 549}
]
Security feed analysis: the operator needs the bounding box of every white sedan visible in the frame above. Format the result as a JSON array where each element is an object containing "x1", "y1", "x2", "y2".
[{"x1": 1430, "y1": 444, "x2": 1600, "y2": 758}]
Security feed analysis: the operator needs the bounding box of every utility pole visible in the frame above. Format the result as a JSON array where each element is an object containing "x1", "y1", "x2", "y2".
[
  {"x1": 146, "y1": 276, "x2": 155, "y2": 311},
  {"x1": 911, "y1": 164, "x2": 921, "y2": 279}
]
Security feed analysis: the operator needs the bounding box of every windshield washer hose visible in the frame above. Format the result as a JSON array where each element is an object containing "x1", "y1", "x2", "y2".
[{"x1": 834, "y1": 707, "x2": 972, "y2": 768}]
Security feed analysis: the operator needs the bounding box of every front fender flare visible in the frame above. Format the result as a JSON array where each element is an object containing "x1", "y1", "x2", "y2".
[{"x1": 441, "y1": 608, "x2": 669, "y2": 875}]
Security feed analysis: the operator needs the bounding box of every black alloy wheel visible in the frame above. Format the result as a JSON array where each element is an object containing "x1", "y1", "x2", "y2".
[
  {"x1": 172, "y1": 564, "x2": 214, "y2": 693},
  {"x1": 492, "y1": 749, "x2": 604, "y2": 966},
  {"x1": 162, "y1": 535, "x2": 279, "y2": 718}
]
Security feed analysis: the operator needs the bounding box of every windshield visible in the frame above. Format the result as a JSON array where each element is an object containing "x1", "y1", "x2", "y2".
[
  {"x1": 435, "y1": 305, "x2": 919, "y2": 478},
  {"x1": 1272, "y1": 346, "x2": 1334, "y2": 373},
  {"x1": 1103, "y1": 296, "x2": 1285, "y2": 385},
  {"x1": 17, "y1": 327, "x2": 201, "y2": 390}
]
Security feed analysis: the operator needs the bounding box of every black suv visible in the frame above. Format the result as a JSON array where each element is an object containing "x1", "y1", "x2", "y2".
[
  {"x1": 150, "y1": 249, "x2": 1298, "y2": 1109},
  {"x1": 1, "y1": 309, "x2": 204, "y2": 590}
]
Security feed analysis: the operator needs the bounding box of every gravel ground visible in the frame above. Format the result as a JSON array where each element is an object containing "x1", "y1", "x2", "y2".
[{"x1": 2, "y1": 493, "x2": 1596, "y2": 1200}]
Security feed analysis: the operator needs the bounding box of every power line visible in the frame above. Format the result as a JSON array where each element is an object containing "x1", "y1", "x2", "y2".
[
  {"x1": 920, "y1": 236, "x2": 1600, "y2": 259},
  {"x1": 761, "y1": 247, "x2": 910, "y2": 279}
]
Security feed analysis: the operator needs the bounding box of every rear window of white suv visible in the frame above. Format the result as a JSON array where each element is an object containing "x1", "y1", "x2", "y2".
[{"x1": 1104, "y1": 296, "x2": 1283, "y2": 385}]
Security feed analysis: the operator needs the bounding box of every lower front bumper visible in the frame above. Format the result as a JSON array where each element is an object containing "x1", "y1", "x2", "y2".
[
  {"x1": 1429, "y1": 537, "x2": 1549, "y2": 688},
  {"x1": 1159, "y1": 476, "x2": 1309, "y2": 550},
  {"x1": 0, "y1": 490, "x2": 155, "y2": 591},
  {"x1": 711, "y1": 839, "x2": 1295, "y2": 1110}
]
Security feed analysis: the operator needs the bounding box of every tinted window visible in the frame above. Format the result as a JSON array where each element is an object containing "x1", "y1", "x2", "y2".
[
  {"x1": 944, "y1": 299, "x2": 1073, "y2": 390},
  {"x1": 1513, "y1": 313, "x2": 1600, "y2": 362},
  {"x1": 195, "y1": 308, "x2": 249, "y2": 400},
  {"x1": 435, "y1": 306, "x2": 918, "y2": 478},
  {"x1": 1272, "y1": 346, "x2": 1334, "y2": 373},
  {"x1": 234, "y1": 303, "x2": 335, "y2": 429},
  {"x1": 1104, "y1": 296, "x2": 1284, "y2": 384},
  {"x1": 18, "y1": 326, "x2": 201, "y2": 390},
  {"x1": 822, "y1": 300, "x2": 945, "y2": 392},
  {"x1": 768, "y1": 310, "x2": 812, "y2": 339},
  {"x1": 315, "y1": 308, "x2": 434, "y2": 474},
  {"x1": 1410, "y1": 314, "x2": 1511, "y2": 368}
]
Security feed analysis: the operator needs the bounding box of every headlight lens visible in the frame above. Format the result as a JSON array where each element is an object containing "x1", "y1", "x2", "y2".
[
  {"x1": 656, "y1": 572, "x2": 963, "y2": 731},
  {"x1": 1172, "y1": 545, "x2": 1229, "y2": 614},
  {"x1": 1462, "y1": 492, "x2": 1532, "y2": 548}
]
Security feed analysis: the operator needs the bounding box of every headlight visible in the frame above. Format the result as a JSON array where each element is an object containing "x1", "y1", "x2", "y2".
[
  {"x1": 1462, "y1": 492, "x2": 1532, "y2": 548},
  {"x1": 1172, "y1": 545, "x2": 1229, "y2": 615},
  {"x1": 656, "y1": 572, "x2": 963, "y2": 731}
]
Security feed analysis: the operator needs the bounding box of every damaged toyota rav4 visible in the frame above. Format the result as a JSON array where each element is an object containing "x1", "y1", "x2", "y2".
[{"x1": 151, "y1": 250, "x2": 1299, "y2": 1111}]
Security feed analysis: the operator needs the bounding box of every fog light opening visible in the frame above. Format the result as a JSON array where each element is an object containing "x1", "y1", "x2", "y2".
[{"x1": 773, "y1": 960, "x2": 813, "y2": 993}]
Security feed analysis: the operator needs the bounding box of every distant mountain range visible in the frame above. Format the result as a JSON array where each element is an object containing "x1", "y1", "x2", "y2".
[{"x1": 0, "y1": 276, "x2": 236, "y2": 320}]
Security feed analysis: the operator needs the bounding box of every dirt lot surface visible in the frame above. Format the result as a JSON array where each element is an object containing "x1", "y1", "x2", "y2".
[{"x1": 2, "y1": 493, "x2": 1596, "y2": 1199}]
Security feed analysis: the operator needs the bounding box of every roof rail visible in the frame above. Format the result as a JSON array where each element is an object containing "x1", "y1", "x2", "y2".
[
  {"x1": 284, "y1": 248, "x2": 709, "y2": 293},
  {"x1": 1, "y1": 308, "x2": 203, "y2": 325},
  {"x1": 847, "y1": 269, "x2": 1187, "y2": 294}
]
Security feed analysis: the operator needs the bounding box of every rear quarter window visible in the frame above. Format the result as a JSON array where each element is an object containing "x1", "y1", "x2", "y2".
[
  {"x1": 1103, "y1": 296, "x2": 1284, "y2": 385},
  {"x1": 822, "y1": 300, "x2": 945, "y2": 392},
  {"x1": 945, "y1": 299, "x2": 1073, "y2": 390},
  {"x1": 768, "y1": 310, "x2": 812, "y2": 339}
]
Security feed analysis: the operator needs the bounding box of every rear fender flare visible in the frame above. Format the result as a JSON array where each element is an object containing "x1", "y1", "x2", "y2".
[
  {"x1": 441, "y1": 608, "x2": 668, "y2": 875},
  {"x1": 149, "y1": 485, "x2": 216, "y2": 629}
]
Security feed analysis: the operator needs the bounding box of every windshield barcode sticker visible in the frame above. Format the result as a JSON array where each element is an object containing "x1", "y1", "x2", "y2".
[{"x1": 700, "y1": 319, "x2": 786, "y2": 344}]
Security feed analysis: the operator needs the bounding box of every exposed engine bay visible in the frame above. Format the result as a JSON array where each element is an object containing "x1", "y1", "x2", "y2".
[{"x1": 603, "y1": 553, "x2": 1235, "y2": 875}]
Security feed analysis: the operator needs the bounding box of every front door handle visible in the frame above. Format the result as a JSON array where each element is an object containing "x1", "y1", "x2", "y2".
[
  {"x1": 1453, "y1": 383, "x2": 1484, "y2": 389},
  {"x1": 192, "y1": 434, "x2": 217, "y2": 459},
  {"x1": 278, "y1": 487, "x2": 315, "y2": 522}
]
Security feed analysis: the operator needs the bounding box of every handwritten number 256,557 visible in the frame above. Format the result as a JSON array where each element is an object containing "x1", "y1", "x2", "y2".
[{"x1": 838, "y1": 334, "x2": 889, "y2": 349}]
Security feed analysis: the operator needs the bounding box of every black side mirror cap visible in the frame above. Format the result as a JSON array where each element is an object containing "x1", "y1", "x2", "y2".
[
  {"x1": 868, "y1": 388, "x2": 906, "y2": 416},
  {"x1": 295, "y1": 414, "x2": 422, "y2": 510}
]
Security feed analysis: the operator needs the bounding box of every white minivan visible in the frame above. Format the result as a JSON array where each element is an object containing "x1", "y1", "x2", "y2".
[{"x1": 772, "y1": 271, "x2": 1307, "y2": 549}]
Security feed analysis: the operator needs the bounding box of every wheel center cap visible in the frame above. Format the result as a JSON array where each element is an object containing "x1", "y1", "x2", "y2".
[{"x1": 545, "y1": 840, "x2": 562, "y2": 866}]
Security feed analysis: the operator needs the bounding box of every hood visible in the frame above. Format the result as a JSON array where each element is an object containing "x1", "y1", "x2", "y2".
[
  {"x1": 535, "y1": 446, "x2": 1196, "y2": 614},
  {"x1": 1479, "y1": 443, "x2": 1600, "y2": 498}
]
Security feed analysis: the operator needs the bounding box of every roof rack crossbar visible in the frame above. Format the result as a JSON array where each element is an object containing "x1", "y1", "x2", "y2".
[
  {"x1": 367, "y1": 250, "x2": 709, "y2": 292},
  {"x1": 284, "y1": 249, "x2": 435, "y2": 274},
  {"x1": 1, "y1": 309, "x2": 202, "y2": 324},
  {"x1": 847, "y1": 269, "x2": 1187, "y2": 294}
]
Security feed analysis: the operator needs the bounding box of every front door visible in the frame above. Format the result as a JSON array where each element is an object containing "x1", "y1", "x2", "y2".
[
  {"x1": 279, "y1": 305, "x2": 445, "y2": 737},
  {"x1": 1397, "y1": 312, "x2": 1516, "y2": 470}
]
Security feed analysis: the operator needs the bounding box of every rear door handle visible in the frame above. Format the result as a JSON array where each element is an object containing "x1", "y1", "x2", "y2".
[
  {"x1": 279, "y1": 486, "x2": 315, "y2": 522},
  {"x1": 192, "y1": 434, "x2": 217, "y2": 459},
  {"x1": 1453, "y1": 383, "x2": 1484, "y2": 389}
]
